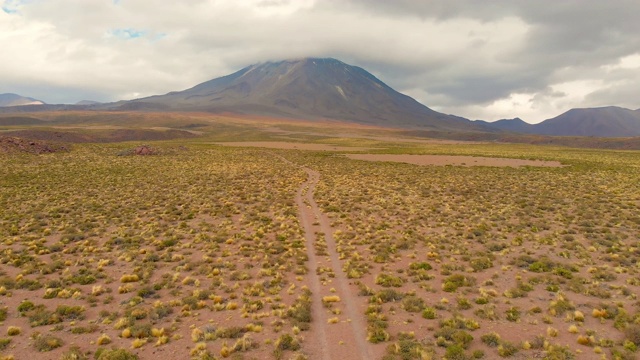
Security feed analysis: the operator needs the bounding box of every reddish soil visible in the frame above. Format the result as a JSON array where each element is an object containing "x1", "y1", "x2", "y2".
[
  {"x1": 116, "y1": 145, "x2": 160, "y2": 156},
  {"x1": 217, "y1": 142, "x2": 373, "y2": 152},
  {"x1": 5, "y1": 129, "x2": 196, "y2": 143},
  {"x1": 0, "y1": 135, "x2": 69, "y2": 154},
  {"x1": 276, "y1": 154, "x2": 381, "y2": 359},
  {"x1": 346, "y1": 153, "x2": 565, "y2": 167}
]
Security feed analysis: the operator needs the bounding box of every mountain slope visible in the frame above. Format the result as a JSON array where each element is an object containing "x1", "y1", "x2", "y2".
[
  {"x1": 476, "y1": 118, "x2": 535, "y2": 133},
  {"x1": 532, "y1": 106, "x2": 640, "y2": 137},
  {"x1": 0, "y1": 93, "x2": 45, "y2": 107},
  {"x1": 481, "y1": 107, "x2": 640, "y2": 137},
  {"x1": 119, "y1": 58, "x2": 490, "y2": 131},
  {"x1": 76, "y1": 100, "x2": 102, "y2": 105}
]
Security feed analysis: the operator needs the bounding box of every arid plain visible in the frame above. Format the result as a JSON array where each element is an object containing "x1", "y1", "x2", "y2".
[{"x1": 1, "y1": 112, "x2": 639, "y2": 360}]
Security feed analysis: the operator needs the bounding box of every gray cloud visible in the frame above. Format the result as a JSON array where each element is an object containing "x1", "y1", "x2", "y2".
[{"x1": 0, "y1": 0, "x2": 638, "y2": 122}]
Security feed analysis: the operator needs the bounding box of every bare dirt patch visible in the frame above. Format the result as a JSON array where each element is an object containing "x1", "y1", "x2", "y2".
[
  {"x1": 216, "y1": 141, "x2": 374, "y2": 152},
  {"x1": 116, "y1": 144, "x2": 160, "y2": 156},
  {"x1": 0, "y1": 135, "x2": 69, "y2": 154},
  {"x1": 264, "y1": 127, "x2": 485, "y2": 145},
  {"x1": 346, "y1": 153, "x2": 564, "y2": 167}
]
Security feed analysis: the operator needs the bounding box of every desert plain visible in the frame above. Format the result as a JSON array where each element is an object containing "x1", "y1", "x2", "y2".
[{"x1": 0, "y1": 112, "x2": 639, "y2": 360}]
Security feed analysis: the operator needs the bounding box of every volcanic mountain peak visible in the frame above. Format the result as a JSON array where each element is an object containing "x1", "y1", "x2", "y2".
[
  {"x1": 123, "y1": 57, "x2": 489, "y2": 131},
  {"x1": 178, "y1": 57, "x2": 397, "y2": 110}
]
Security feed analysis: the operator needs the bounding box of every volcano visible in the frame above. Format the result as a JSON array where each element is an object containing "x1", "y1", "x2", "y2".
[{"x1": 118, "y1": 58, "x2": 489, "y2": 131}]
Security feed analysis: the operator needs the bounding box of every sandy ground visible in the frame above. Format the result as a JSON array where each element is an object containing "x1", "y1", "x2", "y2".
[
  {"x1": 216, "y1": 142, "x2": 374, "y2": 152},
  {"x1": 345, "y1": 153, "x2": 564, "y2": 167},
  {"x1": 264, "y1": 127, "x2": 484, "y2": 145},
  {"x1": 275, "y1": 154, "x2": 382, "y2": 359}
]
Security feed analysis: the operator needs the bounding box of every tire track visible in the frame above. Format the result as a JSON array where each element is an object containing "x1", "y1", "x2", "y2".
[
  {"x1": 295, "y1": 166, "x2": 331, "y2": 360},
  {"x1": 277, "y1": 154, "x2": 372, "y2": 359}
]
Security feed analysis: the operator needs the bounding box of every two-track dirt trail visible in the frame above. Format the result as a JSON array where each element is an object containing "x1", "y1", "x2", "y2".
[{"x1": 277, "y1": 154, "x2": 372, "y2": 359}]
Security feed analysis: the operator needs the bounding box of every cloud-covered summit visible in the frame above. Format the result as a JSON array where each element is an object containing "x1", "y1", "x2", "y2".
[{"x1": 0, "y1": 0, "x2": 638, "y2": 123}]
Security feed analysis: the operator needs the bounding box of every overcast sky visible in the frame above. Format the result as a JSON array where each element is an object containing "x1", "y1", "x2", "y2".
[{"x1": 1, "y1": 0, "x2": 639, "y2": 123}]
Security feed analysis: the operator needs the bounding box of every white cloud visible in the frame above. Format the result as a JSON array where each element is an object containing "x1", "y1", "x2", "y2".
[{"x1": 0, "y1": 0, "x2": 638, "y2": 121}]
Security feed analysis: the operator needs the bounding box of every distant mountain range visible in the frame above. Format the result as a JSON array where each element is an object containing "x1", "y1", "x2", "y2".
[
  {"x1": 2, "y1": 58, "x2": 639, "y2": 137},
  {"x1": 480, "y1": 107, "x2": 640, "y2": 137},
  {"x1": 0, "y1": 93, "x2": 44, "y2": 107},
  {"x1": 475, "y1": 118, "x2": 534, "y2": 133},
  {"x1": 76, "y1": 100, "x2": 102, "y2": 105}
]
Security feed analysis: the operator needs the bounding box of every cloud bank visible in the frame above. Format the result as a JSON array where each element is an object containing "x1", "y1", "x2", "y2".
[{"x1": 1, "y1": 0, "x2": 638, "y2": 122}]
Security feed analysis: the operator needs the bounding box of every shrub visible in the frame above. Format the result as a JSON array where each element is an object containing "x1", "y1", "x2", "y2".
[
  {"x1": 17, "y1": 301, "x2": 35, "y2": 314},
  {"x1": 6, "y1": 327, "x2": 20, "y2": 336},
  {"x1": 0, "y1": 338, "x2": 11, "y2": 351},
  {"x1": 623, "y1": 340, "x2": 637, "y2": 352},
  {"x1": 474, "y1": 305, "x2": 499, "y2": 320},
  {"x1": 137, "y1": 287, "x2": 155, "y2": 299},
  {"x1": 422, "y1": 307, "x2": 437, "y2": 319},
  {"x1": 215, "y1": 326, "x2": 246, "y2": 339},
  {"x1": 274, "y1": 333, "x2": 300, "y2": 351},
  {"x1": 287, "y1": 295, "x2": 312, "y2": 330},
  {"x1": 505, "y1": 307, "x2": 520, "y2": 322},
  {"x1": 25, "y1": 305, "x2": 61, "y2": 327},
  {"x1": 480, "y1": 332, "x2": 501, "y2": 347},
  {"x1": 445, "y1": 344, "x2": 469, "y2": 360},
  {"x1": 409, "y1": 262, "x2": 432, "y2": 271},
  {"x1": 371, "y1": 289, "x2": 404, "y2": 303},
  {"x1": 129, "y1": 323, "x2": 152, "y2": 339},
  {"x1": 71, "y1": 325, "x2": 98, "y2": 334},
  {"x1": 94, "y1": 347, "x2": 140, "y2": 360},
  {"x1": 70, "y1": 271, "x2": 97, "y2": 285},
  {"x1": 552, "y1": 267, "x2": 573, "y2": 279},
  {"x1": 443, "y1": 274, "x2": 475, "y2": 292},
  {"x1": 97, "y1": 334, "x2": 112, "y2": 345},
  {"x1": 401, "y1": 296, "x2": 426, "y2": 313},
  {"x1": 470, "y1": 257, "x2": 493, "y2": 272},
  {"x1": 60, "y1": 346, "x2": 88, "y2": 360},
  {"x1": 457, "y1": 297, "x2": 473, "y2": 310},
  {"x1": 577, "y1": 335, "x2": 593, "y2": 346},
  {"x1": 549, "y1": 295, "x2": 574, "y2": 316},
  {"x1": 321, "y1": 296, "x2": 341, "y2": 306},
  {"x1": 528, "y1": 258, "x2": 554, "y2": 272},
  {"x1": 543, "y1": 345, "x2": 575, "y2": 360},
  {"x1": 497, "y1": 341, "x2": 519, "y2": 357},
  {"x1": 440, "y1": 316, "x2": 479, "y2": 331},
  {"x1": 367, "y1": 327, "x2": 390, "y2": 344},
  {"x1": 474, "y1": 297, "x2": 489, "y2": 305},
  {"x1": 131, "y1": 338, "x2": 146, "y2": 348},
  {"x1": 385, "y1": 336, "x2": 427, "y2": 359},
  {"x1": 434, "y1": 327, "x2": 474, "y2": 349},
  {"x1": 33, "y1": 334, "x2": 63, "y2": 351},
  {"x1": 120, "y1": 274, "x2": 140, "y2": 283},
  {"x1": 452, "y1": 331, "x2": 474, "y2": 349},
  {"x1": 56, "y1": 305, "x2": 86, "y2": 320},
  {"x1": 625, "y1": 324, "x2": 640, "y2": 346},
  {"x1": 573, "y1": 310, "x2": 584, "y2": 322},
  {"x1": 375, "y1": 273, "x2": 405, "y2": 287}
]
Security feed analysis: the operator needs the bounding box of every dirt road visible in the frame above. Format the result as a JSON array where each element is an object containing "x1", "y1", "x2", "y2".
[{"x1": 277, "y1": 154, "x2": 373, "y2": 359}]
